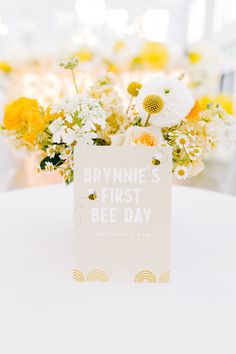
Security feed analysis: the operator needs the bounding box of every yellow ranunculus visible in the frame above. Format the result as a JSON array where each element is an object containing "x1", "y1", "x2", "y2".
[
  {"x1": 3, "y1": 98, "x2": 45, "y2": 143},
  {"x1": 140, "y1": 41, "x2": 169, "y2": 70},
  {"x1": 0, "y1": 61, "x2": 12, "y2": 73}
]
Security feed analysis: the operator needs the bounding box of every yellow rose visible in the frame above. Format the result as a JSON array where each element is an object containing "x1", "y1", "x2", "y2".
[
  {"x1": 110, "y1": 126, "x2": 163, "y2": 146},
  {"x1": 134, "y1": 132, "x2": 157, "y2": 146}
]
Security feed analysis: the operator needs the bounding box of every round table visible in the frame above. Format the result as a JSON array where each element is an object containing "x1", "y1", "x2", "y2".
[{"x1": 0, "y1": 184, "x2": 236, "y2": 354}]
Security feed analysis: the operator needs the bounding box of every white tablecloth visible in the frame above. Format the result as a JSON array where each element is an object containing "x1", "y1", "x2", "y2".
[{"x1": 0, "y1": 184, "x2": 236, "y2": 354}]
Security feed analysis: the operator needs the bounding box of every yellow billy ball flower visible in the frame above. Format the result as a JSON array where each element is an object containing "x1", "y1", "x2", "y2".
[
  {"x1": 143, "y1": 95, "x2": 164, "y2": 115},
  {"x1": 127, "y1": 82, "x2": 142, "y2": 97}
]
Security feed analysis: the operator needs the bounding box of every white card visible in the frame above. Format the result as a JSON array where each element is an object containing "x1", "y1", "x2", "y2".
[{"x1": 74, "y1": 145, "x2": 172, "y2": 283}]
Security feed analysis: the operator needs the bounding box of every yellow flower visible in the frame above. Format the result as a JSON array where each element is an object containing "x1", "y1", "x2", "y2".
[
  {"x1": 143, "y1": 95, "x2": 164, "y2": 115},
  {"x1": 75, "y1": 48, "x2": 93, "y2": 62},
  {"x1": 0, "y1": 61, "x2": 12, "y2": 73},
  {"x1": 186, "y1": 100, "x2": 201, "y2": 122},
  {"x1": 199, "y1": 96, "x2": 213, "y2": 110},
  {"x1": 134, "y1": 132, "x2": 157, "y2": 146},
  {"x1": 110, "y1": 126, "x2": 163, "y2": 146},
  {"x1": 3, "y1": 97, "x2": 45, "y2": 143},
  {"x1": 45, "y1": 106, "x2": 63, "y2": 122},
  {"x1": 103, "y1": 58, "x2": 119, "y2": 73},
  {"x1": 113, "y1": 40, "x2": 126, "y2": 53},
  {"x1": 188, "y1": 51, "x2": 202, "y2": 64},
  {"x1": 127, "y1": 82, "x2": 142, "y2": 97},
  {"x1": 214, "y1": 94, "x2": 234, "y2": 115},
  {"x1": 200, "y1": 95, "x2": 234, "y2": 115},
  {"x1": 140, "y1": 42, "x2": 169, "y2": 69}
]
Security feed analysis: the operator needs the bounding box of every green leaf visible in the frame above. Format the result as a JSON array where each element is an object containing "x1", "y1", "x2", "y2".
[
  {"x1": 92, "y1": 138, "x2": 108, "y2": 146},
  {"x1": 40, "y1": 154, "x2": 64, "y2": 170}
]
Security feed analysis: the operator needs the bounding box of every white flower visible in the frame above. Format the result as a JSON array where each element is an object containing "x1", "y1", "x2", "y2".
[
  {"x1": 77, "y1": 132, "x2": 97, "y2": 146},
  {"x1": 51, "y1": 95, "x2": 107, "y2": 133},
  {"x1": 46, "y1": 145, "x2": 57, "y2": 158},
  {"x1": 61, "y1": 128, "x2": 76, "y2": 145},
  {"x1": 48, "y1": 118, "x2": 65, "y2": 144},
  {"x1": 186, "y1": 146, "x2": 202, "y2": 161},
  {"x1": 176, "y1": 134, "x2": 190, "y2": 148},
  {"x1": 135, "y1": 76, "x2": 194, "y2": 127},
  {"x1": 59, "y1": 147, "x2": 72, "y2": 160},
  {"x1": 45, "y1": 162, "x2": 54, "y2": 172},
  {"x1": 110, "y1": 126, "x2": 163, "y2": 146},
  {"x1": 174, "y1": 165, "x2": 189, "y2": 180}
]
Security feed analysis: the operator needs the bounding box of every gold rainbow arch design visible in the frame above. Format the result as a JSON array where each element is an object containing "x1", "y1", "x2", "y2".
[
  {"x1": 159, "y1": 271, "x2": 170, "y2": 283},
  {"x1": 73, "y1": 269, "x2": 85, "y2": 282},
  {"x1": 135, "y1": 270, "x2": 157, "y2": 283},
  {"x1": 87, "y1": 269, "x2": 109, "y2": 282}
]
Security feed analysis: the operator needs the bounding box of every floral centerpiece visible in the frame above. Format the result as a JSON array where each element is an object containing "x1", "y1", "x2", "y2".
[{"x1": 1, "y1": 58, "x2": 235, "y2": 184}]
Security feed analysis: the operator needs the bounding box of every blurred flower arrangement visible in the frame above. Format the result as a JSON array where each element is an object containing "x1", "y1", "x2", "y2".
[{"x1": 1, "y1": 58, "x2": 235, "y2": 184}]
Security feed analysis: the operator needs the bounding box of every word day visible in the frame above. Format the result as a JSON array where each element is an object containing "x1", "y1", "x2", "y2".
[{"x1": 91, "y1": 207, "x2": 152, "y2": 224}]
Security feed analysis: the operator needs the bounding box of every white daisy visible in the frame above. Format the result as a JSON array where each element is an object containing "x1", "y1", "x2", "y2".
[
  {"x1": 174, "y1": 165, "x2": 189, "y2": 180},
  {"x1": 59, "y1": 147, "x2": 72, "y2": 160},
  {"x1": 45, "y1": 162, "x2": 54, "y2": 172},
  {"x1": 176, "y1": 134, "x2": 190, "y2": 148},
  {"x1": 135, "y1": 76, "x2": 194, "y2": 127},
  {"x1": 46, "y1": 145, "x2": 57, "y2": 158}
]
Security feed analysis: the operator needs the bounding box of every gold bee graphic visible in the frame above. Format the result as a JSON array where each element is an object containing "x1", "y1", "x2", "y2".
[
  {"x1": 152, "y1": 158, "x2": 161, "y2": 166},
  {"x1": 88, "y1": 190, "x2": 97, "y2": 200}
]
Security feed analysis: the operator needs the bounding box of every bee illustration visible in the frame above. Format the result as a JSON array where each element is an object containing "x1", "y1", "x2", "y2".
[
  {"x1": 88, "y1": 190, "x2": 97, "y2": 200},
  {"x1": 152, "y1": 158, "x2": 161, "y2": 166}
]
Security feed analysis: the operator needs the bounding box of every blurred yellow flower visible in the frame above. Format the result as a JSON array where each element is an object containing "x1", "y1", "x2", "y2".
[
  {"x1": 113, "y1": 40, "x2": 126, "y2": 53},
  {"x1": 200, "y1": 95, "x2": 234, "y2": 115},
  {"x1": 214, "y1": 94, "x2": 234, "y2": 115},
  {"x1": 75, "y1": 48, "x2": 93, "y2": 62},
  {"x1": 0, "y1": 61, "x2": 12, "y2": 73},
  {"x1": 3, "y1": 97, "x2": 45, "y2": 143},
  {"x1": 140, "y1": 42, "x2": 169, "y2": 70},
  {"x1": 188, "y1": 51, "x2": 202, "y2": 64}
]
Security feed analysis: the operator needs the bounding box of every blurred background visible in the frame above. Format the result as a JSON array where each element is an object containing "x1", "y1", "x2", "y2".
[{"x1": 1, "y1": 0, "x2": 236, "y2": 193}]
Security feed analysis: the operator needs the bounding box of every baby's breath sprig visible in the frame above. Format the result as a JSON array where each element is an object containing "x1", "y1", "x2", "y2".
[{"x1": 59, "y1": 57, "x2": 79, "y2": 94}]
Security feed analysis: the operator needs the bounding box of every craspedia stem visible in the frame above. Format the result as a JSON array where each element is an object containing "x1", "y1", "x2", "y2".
[{"x1": 145, "y1": 113, "x2": 151, "y2": 127}]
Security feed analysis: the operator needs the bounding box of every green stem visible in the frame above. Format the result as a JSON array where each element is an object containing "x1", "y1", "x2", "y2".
[
  {"x1": 126, "y1": 96, "x2": 133, "y2": 115},
  {"x1": 71, "y1": 69, "x2": 79, "y2": 94},
  {"x1": 145, "y1": 113, "x2": 151, "y2": 127}
]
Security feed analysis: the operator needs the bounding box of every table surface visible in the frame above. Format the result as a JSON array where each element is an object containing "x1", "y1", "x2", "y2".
[{"x1": 0, "y1": 184, "x2": 236, "y2": 354}]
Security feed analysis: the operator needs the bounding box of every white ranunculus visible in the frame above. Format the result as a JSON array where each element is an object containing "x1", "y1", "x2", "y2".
[
  {"x1": 135, "y1": 76, "x2": 194, "y2": 127},
  {"x1": 110, "y1": 126, "x2": 163, "y2": 146}
]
